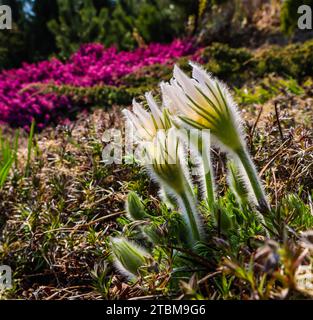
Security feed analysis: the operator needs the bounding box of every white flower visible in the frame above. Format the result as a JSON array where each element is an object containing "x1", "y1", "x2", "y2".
[
  {"x1": 162, "y1": 62, "x2": 270, "y2": 213},
  {"x1": 122, "y1": 76, "x2": 205, "y2": 244},
  {"x1": 161, "y1": 63, "x2": 244, "y2": 152},
  {"x1": 145, "y1": 128, "x2": 186, "y2": 194},
  {"x1": 123, "y1": 92, "x2": 170, "y2": 142}
]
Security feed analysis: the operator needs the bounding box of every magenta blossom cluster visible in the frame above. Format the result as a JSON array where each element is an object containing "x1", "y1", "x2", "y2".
[{"x1": 0, "y1": 39, "x2": 195, "y2": 130}]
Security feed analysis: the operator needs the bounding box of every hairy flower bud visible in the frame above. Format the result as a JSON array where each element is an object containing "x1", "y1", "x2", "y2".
[
  {"x1": 126, "y1": 191, "x2": 147, "y2": 221},
  {"x1": 110, "y1": 237, "x2": 151, "y2": 279}
]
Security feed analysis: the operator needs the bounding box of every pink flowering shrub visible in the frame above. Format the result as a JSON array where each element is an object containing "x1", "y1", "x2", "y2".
[{"x1": 0, "y1": 39, "x2": 195, "y2": 130}]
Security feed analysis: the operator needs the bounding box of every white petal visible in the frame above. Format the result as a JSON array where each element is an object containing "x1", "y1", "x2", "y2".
[
  {"x1": 160, "y1": 82, "x2": 178, "y2": 112},
  {"x1": 170, "y1": 80, "x2": 196, "y2": 117},
  {"x1": 160, "y1": 82, "x2": 171, "y2": 108},
  {"x1": 190, "y1": 62, "x2": 214, "y2": 87},
  {"x1": 173, "y1": 65, "x2": 208, "y2": 107},
  {"x1": 132, "y1": 99, "x2": 150, "y2": 123},
  {"x1": 132, "y1": 99, "x2": 156, "y2": 136},
  {"x1": 123, "y1": 109, "x2": 139, "y2": 129},
  {"x1": 145, "y1": 92, "x2": 163, "y2": 128},
  {"x1": 123, "y1": 110, "x2": 151, "y2": 141},
  {"x1": 190, "y1": 62, "x2": 227, "y2": 110}
]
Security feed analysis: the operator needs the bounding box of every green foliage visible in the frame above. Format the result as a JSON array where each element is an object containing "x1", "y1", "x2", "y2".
[
  {"x1": 133, "y1": 2, "x2": 177, "y2": 43},
  {"x1": 0, "y1": 28, "x2": 27, "y2": 70},
  {"x1": 104, "y1": 2, "x2": 135, "y2": 50},
  {"x1": 90, "y1": 262, "x2": 113, "y2": 299},
  {"x1": 121, "y1": 63, "x2": 174, "y2": 87},
  {"x1": 201, "y1": 42, "x2": 253, "y2": 83},
  {"x1": 275, "y1": 193, "x2": 313, "y2": 232},
  {"x1": 47, "y1": 0, "x2": 189, "y2": 57},
  {"x1": 24, "y1": 119, "x2": 35, "y2": 177},
  {"x1": 253, "y1": 41, "x2": 313, "y2": 79},
  {"x1": 35, "y1": 83, "x2": 148, "y2": 109},
  {"x1": 0, "y1": 0, "x2": 57, "y2": 67},
  {"x1": 199, "y1": 40, "x2": 313, "y2": 84},
  {"x1": 0, "y1": 128, "x2": 18, "y2": 188},
  {"x1": 0, "y1": 0, "x2": 28, "y2": 69},
  {"x1": 235, "y1": 76, "x2": 304, "y2": 106},
  {"x1": 48, "y1": 0, "x2": 110, "y2": 58},
  {"x1": 26, "y1": 0, "x2": 59, "y2": 61}
]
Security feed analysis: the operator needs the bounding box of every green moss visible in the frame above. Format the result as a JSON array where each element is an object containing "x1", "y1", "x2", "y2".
[
  {"x1": 200, "y1": 43, "x2": 253, "y2": 83},
  {"x1": 121, "y1": 63, "x2": 173, "y2": 87},
  {"x1": 199, "y1": 40, "x2": 313, "y2": 84},
  {"x1": 253, "y1": 41, "x2": 313, "y2": 78},
  {"x1": 234, "y1": 76, "x2": 304, "y2": 106}
]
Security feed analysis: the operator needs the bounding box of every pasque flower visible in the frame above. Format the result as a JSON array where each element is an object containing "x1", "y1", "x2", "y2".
[
  {"x1": 161, "y1": 63, "x2": 244, "y2": 150},
  {"x1": 123, "y1": 92, "x2": 171, "y2": 142},
  {"x1": 146, "y1": 128, "x2": 203, "y2": 244},
  {"x1": 162, "y1": 63, "x2": 270, "y2": 213},
  {"x1": 123, "y1": 95, "x2": 203, "y2": 245},
  {"x1": 162, "y1": 108, "x2": 215, "y2": 209}
]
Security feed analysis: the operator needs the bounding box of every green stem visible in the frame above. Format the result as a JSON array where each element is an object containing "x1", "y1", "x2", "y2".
[
  {"x1": 179, "y1": 190, "x2": 201, "y2": 245},
  {"x1": 161, "y1": 187, "x2": 177, "y2": 208},
  {"x1": 236, "y1": 147, "x2": 270, "y2": 214},
  {"x1": 197, "y1": 137, "x2": 215, "y2": 210}
]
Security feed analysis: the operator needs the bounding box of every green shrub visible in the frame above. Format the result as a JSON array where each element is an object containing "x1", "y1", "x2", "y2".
[
  {"x1": 121, "y1": 64, "x2": 173, "y2": 87},
  {"x1": 200, "y1": 43, "x2": 253, "y2": 83},
  {"x1": 200, "y1": 40, "x2": 313, "y2": 83},
  {"x1": 254, "y1": 41, "x2": 313, "y2": 78},
  {"x1": 36, "y1": 83, "x2": 149, "y2": 108}
]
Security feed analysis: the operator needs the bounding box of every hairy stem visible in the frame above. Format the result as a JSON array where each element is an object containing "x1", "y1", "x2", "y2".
[
  {"x1": 179, "y1": 190, "x2": 202, "y2": 245},
  {"x1": 199, "y1": 138, "x2": 215, "y2": 210},
  {"x1": 236, "y1": 147, "x2": 270, "y2": 214}
]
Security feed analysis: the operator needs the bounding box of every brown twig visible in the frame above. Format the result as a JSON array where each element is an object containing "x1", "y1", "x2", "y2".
[
  {"x1": 274, "y1": 102, "x2": 284, "y2": 142},
  {"x1": 251, "y1": 104, "x2": 263, "y2": 143}
]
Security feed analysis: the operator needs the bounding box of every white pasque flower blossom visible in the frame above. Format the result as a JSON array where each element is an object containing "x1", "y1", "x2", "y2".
[
  {"x1": 161, "y1": 62, "x2": 244, "y2": 152},
  {"x1": 161, "y1": 62, "x2": 270, "y2": 213},
  {"x1": 123, "y1": 93, "x2": 203, "y2": 244}
]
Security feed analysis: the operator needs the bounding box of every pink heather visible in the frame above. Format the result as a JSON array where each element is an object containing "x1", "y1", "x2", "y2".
[{"x1": 0, "y1": 39, "x2": 195, "y2": 130}]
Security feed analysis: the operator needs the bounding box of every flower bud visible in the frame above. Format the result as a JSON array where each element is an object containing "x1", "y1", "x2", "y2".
[
  {"x1": 110, "y1": 237, "x2": 151, "y2": 279},
  {"x1": 126, "y1": 191, "x2": 147, "y2": 221}
]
